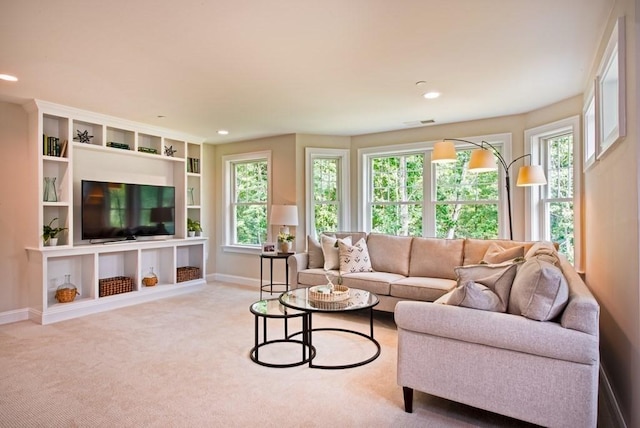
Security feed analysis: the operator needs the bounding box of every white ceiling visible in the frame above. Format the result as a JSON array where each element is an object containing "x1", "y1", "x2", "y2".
[{"x1": 0, "y1": 0, "x2": 613, "y2": 144}]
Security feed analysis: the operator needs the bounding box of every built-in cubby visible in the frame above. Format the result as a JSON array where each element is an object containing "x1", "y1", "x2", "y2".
[{"x1": 25, "y1": 99, "x2": 208, "y2": 325}]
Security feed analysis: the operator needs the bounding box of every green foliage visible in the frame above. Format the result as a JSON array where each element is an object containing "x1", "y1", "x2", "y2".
[
  {"x1": 42, "y1": 217, "x2": 67, "y2": 242},
  {"x1": 187, "y1": 218, "x2": 202, "y2": 232},
  {"x1": 234, "y1": 160, "x2": 268, "y2": 245}
]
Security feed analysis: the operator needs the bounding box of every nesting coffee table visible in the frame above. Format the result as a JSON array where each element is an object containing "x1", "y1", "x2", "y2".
[{"x1": 279, "y1": 287, "x2": 380, "y2": 369}]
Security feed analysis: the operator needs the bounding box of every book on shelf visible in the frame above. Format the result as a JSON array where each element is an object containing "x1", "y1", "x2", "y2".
[
  {"x1": 187, "y1": 157, "x2": 200, "y2": 173},
  {"x1": 43, "y1": 134, "x2": 65, "y2": 157}
]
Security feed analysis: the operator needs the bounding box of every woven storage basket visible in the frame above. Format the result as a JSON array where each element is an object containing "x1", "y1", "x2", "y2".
[
  {"x1": 177, "y1": 266, "x2": 200, "y2": 283},
  {"x1": 99, "y1": 276, "x2": 134, "y2": 297},
  {"x1": 309, "y1": 284, "x2": 350, "y2": 302},
  {"x1": 55, "y1": 287, "x2": 78, "y2": 303}
]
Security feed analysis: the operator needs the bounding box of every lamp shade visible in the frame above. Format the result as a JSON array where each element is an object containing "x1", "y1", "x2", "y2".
[
  {"x1": 270, "y1": 205, "x2": 298, "y2": 226},
  {"x1": 468, "y1": 148, "x2": 497, "y2": 172},
  {"x1": 431, "y1": 141, "x2": 457, "y2": 163},
  {"x1": 516, "y1": 165, "x2": 547, "y2": 186}
]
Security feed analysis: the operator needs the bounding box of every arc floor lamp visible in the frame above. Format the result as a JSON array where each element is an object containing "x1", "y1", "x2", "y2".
[{"x1": 432, "y1": 138, "x2": 547, "y2": 240}]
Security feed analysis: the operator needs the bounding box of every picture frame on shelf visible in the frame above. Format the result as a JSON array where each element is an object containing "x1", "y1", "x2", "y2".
[
  {"x1": 597, "y1": 16, "x2": 626, "y2": 159},
  {"x1": 261, "y1": 242, "x2": 276, "y2": 255}
]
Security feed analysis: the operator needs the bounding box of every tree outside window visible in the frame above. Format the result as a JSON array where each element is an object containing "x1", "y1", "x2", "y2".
[
  {"x1": 313, "y1": 158, "x2": 340, "y2": 234},
  {"x1": 232, "y1": 159, "x2": 268, "y2": 245},
  {"x1": 435, "y1": 150, "x2": 499, "y2": 239},
  {"x1": 544, "y1": 133, "x2": 574, "y2": 263}
]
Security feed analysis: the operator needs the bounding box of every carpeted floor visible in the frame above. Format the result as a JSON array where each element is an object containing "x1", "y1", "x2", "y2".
[{"x1": 0, "y1": 282, "x2": 556, "y2": 427}]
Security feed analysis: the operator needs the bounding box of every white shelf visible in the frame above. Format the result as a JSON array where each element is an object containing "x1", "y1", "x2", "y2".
[{"x1": 25, "y1": 99, "x2": 207, "y2": 324}]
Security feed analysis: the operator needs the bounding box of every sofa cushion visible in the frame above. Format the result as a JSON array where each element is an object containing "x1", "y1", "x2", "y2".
[
  {"x1": 338, "y1": 238, "x2": 373, "y2": 273},
  {"x1": 482, "y1": 242, "x2": 524, "y2": 264},
  {"x1": 366, "y1": 233, "x2": 412, "y2": 276},
  {"x1": 321, "y1": 235, "x2": 351, "y2": 270},
  {"x1": 454, "y1": 263, "x2": 518, "y2": 312},
  {"x1": 463, "y1": 238, "x2": 535, "y2": 265},
  {"x1": 509, "y1": 258, "x2": 569, "y2": 321},
  {"x1": 307, "y1": 235, "x2": 326, "y2": 269},
  {"x1": 390, "y1": 277, "x2": 456, "y2": 301},
  {"x1": 446, "y1": 280, "x2": 503, "y2": 312},
  {"x1": 340, "y1": 272, "x2": 403, "y2": 296},
  {"x1": 409, "y1": 237, "x2": 464, "y2": 280}
]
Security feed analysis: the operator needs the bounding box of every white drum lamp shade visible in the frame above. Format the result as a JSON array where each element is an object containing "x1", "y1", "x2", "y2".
[
  {"x1": 270, "y1": 205, "x2": 298, "y2": 234},
  {"x1": 516, "y1": 165, "x2": 547, "y2": 186}
]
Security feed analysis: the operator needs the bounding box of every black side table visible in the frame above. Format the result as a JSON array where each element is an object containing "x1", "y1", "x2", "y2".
[
  {"x1": 259, "y1": 253, "x2": 291, "y2": 299},
  {"x1": 249, "y1": 299, "x2": 314, "y2": 368}
]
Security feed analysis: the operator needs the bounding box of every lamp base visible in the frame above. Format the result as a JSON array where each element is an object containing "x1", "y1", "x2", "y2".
[{"x1": 279, "y1": 226, "x2": 290, "y2": 235}]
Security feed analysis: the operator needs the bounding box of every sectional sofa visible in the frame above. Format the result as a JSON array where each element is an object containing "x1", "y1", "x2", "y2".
[{"x1": 288, "y1": 232, "x2": 600, "y2": 427}]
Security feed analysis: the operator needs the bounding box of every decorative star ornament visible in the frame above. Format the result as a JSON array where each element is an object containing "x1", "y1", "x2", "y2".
[
  {"x1": 164, "y1": 145, "x2": 177, "y2": 157},
  {"x1": 74, "y1": 130, "x2": 93, "y2": 144}
]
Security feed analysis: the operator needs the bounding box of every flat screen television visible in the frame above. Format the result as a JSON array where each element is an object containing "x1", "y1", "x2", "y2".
[{"x1": 81, "y1": 180, "x2": 175, "y2": 241}]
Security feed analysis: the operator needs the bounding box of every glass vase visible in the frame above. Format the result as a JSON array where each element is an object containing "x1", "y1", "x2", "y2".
[
  {"x1": 142, "y1": 267, "x2": 158, "y2": 287},
  {"x1": 43, "y1": 177, "x2": 58, "y2": 202},
  {"x1": 187, "y1": 187, "x2": 195, "y2": 206},
  {"x1": 55, "y1": 274, "x2": 78, "y2": 303}
]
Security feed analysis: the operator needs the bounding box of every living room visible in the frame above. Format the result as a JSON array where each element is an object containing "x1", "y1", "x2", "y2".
[{"x1": 1, "y1": 0, "x2": 638, "y2": 426}]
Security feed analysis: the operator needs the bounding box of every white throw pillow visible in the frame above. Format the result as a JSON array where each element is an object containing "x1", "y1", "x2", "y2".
[
  {"x1": 321, "y1": 235, "x2": 351, "y2": 270},
  {"x1": 338, "y1": 238, "x2": 373, "y2": 274}
]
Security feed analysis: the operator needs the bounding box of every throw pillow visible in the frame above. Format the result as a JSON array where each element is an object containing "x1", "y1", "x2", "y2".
[
  {"x1": 525, "y1": 241, "x2": 560, "y2": 266},
  {"x1": 338, "y1": 238, "x2": 373, "y2": 274},
  {"x1": 454, "y1": 263, "x2": 519, "y2": 312},
  {"x1": 307, "y1": 235, "x2": 326, "y2": 269},
  {"x1": 446, "y1": 280, "x2": 503, "y2": 312},
  {"x1": 508, "y1": 258, "x2": 569, "y2": 321},
  {"x1": 321, "y1": 235, "x2": 351, "y2": 270},
  {"x1": 482, "y1": 242, "x2": 525, "y2": 264}
]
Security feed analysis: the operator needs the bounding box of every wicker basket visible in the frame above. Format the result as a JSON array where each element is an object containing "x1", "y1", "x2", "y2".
[
  {"x1": 55, "y1": 287, "x2": 78, "y2": 303},
  {"x1": 99, "y1": 276, "x2": 134, "y2": 297},
  {"x1": 177, "y1": 266, "x2": 200, "y2": 283},
  {"x1": 309, "y1": 284, "x2": 350, "y2": 302}
]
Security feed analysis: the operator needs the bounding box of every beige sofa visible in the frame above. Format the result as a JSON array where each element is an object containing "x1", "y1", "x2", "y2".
[
  {"x1": 289, "y1": 232, "x2": 600, "y2": 427},
  {"x1": 289, "y1": 232, "x2": 542, "y2": 312}
]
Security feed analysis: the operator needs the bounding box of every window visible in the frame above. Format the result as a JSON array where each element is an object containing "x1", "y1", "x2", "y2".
[
  {"x1": 360, "y1": 134, "x2": 509, "y2": 239},
  {"x1": 223, "y1": 151, "x2": 271, "y2": 250},
  {"x1": 525, "y1": 117, "x2": 580, "y2": 267},
  {"x1": 305, "y1": 148, "x2": 349, "y2": 237},
  {"x1": 543, "y1": 133, "x2": 574, "y2": 262},
  {"x1": 370, "y1": 153, "x2": 423, "y2": 236},
  {"x1": 434, "y1": 150, "x2": 499, "y2": 239}
]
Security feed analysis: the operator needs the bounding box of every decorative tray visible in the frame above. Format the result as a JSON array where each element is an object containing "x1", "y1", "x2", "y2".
[{"x1": 308, "y1": 284, "x2": 350, "y2": 302}]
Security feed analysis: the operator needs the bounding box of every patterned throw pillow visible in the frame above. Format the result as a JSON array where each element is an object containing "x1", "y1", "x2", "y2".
[{"x1": 338, "y1": 238, "x2": 373, "y2": 274}]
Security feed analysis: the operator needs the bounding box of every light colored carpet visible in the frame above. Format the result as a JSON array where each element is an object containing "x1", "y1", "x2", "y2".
[{"x1": 0, "y1": 282, "x2": 536, "y2": 427}]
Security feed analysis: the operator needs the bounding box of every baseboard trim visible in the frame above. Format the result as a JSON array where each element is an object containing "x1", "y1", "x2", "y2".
[
  {"x1": 212, "y1": 273, "x2": 260, "y2": 288},
  {"x1": 0, "y1": 308, "x2": 30, "y2": 325},
  {"x1": 600, "y1": 363, "x2": 627, "y2": 428}
]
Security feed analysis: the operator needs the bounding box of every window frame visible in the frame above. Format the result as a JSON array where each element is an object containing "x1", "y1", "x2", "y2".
[
  {"x1": 358, "y1": 133, "x2": 511, "y2": 238},
  {"x1": 524, "y1": 116, "x2": 581, "y2": 269},
  {"x1": 305, "y1": 148, "x2": 350, "y2": 238},
  {"x1": 222, "y1": 151, "x2": 272, "y2": 254}
]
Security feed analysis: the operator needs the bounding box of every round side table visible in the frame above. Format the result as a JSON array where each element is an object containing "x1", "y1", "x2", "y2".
[{"x1": 249, "y1": 298, "x2": 315, "y2": 368}]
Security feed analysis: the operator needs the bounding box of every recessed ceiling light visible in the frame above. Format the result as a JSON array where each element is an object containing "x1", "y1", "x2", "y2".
[
  {"x1": 217, "y1": 130, "x2": 229, "y2": 135},
  {"x1": 415, "y1": 80, "x2": 427, "y2": 86},
  {"x1": 0, "y1": 74, "x2": 18, "y2": 82},
  {"x1": 156, "y1": 115, "x2": 166, "y2": 118},
  {"x1": 423, "y1": 91, "x2": 441, "y2": 99}
]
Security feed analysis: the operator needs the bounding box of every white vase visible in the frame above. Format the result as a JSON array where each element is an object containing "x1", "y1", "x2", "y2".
[
  {"x1": 280, "y1": 241, "x2": 291, "y2": 253},
  {"x1": 48, "y1": 237, "x2": 58, "y2": 246},
  {"x1": 188, "y1": 231, "x2": 195, "y2": 237}
]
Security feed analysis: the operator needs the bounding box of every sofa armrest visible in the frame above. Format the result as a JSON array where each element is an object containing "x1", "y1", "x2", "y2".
[
  {"x1": 288, "y1": 253, "x2": 309, "y2": 289},
  {"x1": 395, "y1": 301, "x2": 599, "y2": 365}
]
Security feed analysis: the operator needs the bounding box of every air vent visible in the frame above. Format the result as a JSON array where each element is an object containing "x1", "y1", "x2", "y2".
[{"x1": 403, "y1": 119, "x2": 435, "y2": 127}]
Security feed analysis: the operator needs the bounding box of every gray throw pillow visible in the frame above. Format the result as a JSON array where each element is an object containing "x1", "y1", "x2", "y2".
[
  {"x1": 482, "y1": 242, "x2": 525, "y2": 264},
  {"x1": 307, "y1": 235, "x2": 325, "y2": 269},
  {"x1": 446, "y1": 280, "x2": 503, "y2": 312},
  {"x1": 454, "y1": 263, "x2": 518, "y2": 312},
  {"x1": 508, "y1": 258, "x2": 569, "y2": 321}
]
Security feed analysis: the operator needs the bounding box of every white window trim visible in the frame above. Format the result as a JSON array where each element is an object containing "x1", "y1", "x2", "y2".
[
  {"x1": 222, "y1": 150, "x2": 272, "y2": 254},
  {"x1": 305, "y1": 148, "x2": 350, "y2": 239},
  {"x1": 358, "y1": 133, "x2": 512, "y2": 238},
  {"x1": 524, "y1": 116, "x2": 582, "y2": 270}
]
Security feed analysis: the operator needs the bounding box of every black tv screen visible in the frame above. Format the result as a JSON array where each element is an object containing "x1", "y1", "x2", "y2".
[{"x1": 81, "y1": 180, "x2": 175, "y2": 241}]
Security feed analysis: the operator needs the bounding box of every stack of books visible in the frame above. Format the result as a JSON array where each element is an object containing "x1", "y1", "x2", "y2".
[
  {"x1": 43, "y1": 135, "x2": 67, "y2": 157},
  {"x1": 107, "y1": 141, "x2": 130, "y2": 150},
  {"x1": 187, "y1": 157, "x2": 200, "y2": 173}
]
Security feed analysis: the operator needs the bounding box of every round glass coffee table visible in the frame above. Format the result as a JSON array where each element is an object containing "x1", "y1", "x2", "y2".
[{"x1": 279, "y1": 287, "x2": 380, "y2": 369}]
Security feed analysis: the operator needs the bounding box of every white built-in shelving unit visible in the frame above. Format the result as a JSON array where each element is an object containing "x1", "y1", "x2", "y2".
[{"x1": 24, "y1": 100, "x2": 207, "y2": 324}]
